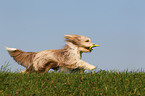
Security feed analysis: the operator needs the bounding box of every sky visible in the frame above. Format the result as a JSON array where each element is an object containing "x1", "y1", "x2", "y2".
[{"x1": 0, "y1": 0, "x2": 145, "y2": 72}]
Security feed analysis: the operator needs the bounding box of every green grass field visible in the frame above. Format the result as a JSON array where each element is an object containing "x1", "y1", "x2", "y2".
[{"x1": 0, "y1": 65, "x2": 145, "y2": 96}]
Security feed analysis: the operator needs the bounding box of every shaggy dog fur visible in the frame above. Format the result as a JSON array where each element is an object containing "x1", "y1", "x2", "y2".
[{"x1": 5, "y1": 34, "x2": 99, "y2": 73}]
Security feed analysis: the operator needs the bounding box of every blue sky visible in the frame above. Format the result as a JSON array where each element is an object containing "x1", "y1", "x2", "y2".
[{"x1": 0, "y1": 0, "x2": 145, "y2": 72}]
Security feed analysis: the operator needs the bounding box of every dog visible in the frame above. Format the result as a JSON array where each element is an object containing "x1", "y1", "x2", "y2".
[{"x1": 5, "y1": 34, "x2": 99, "y2": 73}]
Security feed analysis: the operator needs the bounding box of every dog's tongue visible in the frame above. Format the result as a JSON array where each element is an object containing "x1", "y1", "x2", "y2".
[{"x1": 89, "y1": 44, "x2": 99, "y2": 51}]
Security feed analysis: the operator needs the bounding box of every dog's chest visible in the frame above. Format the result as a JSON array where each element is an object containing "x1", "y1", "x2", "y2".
[{"x1": 70, "y1": 48, "x2": 81, "y2": 59}]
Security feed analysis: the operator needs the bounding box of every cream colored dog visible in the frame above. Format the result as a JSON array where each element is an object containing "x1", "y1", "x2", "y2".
[{"x1": 5, "y1": 34, "x2": 99, "y2": 73}]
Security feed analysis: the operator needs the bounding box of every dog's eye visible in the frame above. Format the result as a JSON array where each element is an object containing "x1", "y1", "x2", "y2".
[{"x1": 85, "y1": 40, "x2": 90, "y2": 42}]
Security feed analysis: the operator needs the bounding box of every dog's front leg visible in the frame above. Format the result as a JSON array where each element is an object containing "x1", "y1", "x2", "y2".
[{"x1": 77, "y1": 60, "x2": 96, "y2": 70}]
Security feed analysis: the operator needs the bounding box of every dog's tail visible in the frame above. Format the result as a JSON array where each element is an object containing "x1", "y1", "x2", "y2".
[{"x1": 5, "y1": 47, "x2": 36, "y2": 69}]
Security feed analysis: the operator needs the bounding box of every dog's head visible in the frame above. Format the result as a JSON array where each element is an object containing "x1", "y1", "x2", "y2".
[{"x1": 65, "y1": 34, "x2": 99, "y2": 52}]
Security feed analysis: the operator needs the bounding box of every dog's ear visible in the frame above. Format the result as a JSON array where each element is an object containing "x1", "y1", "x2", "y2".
[
  {"x1": 65, "y1": 34, "x2": 81, "y2": 45},
  {"x1": 64, "y1": 35, "x2": 73, "y2": 39},
  {"x1": 64, "y1": 34, "x2": 80, "y2": 39}
]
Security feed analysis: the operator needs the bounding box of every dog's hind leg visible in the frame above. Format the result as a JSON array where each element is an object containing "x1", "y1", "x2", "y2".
[
  {"x1": 20, "y1": 70, "x2": 31, "y2": 74},
  {"x1": 43, "y1": 65, "x2": 51, "y2": 74},
  {"x1": 20, "y1": 70, "x2": 27, "y2": 73},
  {"x1": 41, "y1": 62, "x2": 58, "y2": 74},
  {"x1": 20, "y1": 64, "x2": 34, "y2": 73}
]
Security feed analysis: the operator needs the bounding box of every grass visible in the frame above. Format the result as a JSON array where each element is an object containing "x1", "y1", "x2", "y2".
[{"x1": 0, "y1": 65, "x2": 145, "y2": 96}]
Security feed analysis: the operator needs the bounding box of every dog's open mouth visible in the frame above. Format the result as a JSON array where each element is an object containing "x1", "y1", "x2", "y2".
[
  {"x1": 81, "y1": 44, "x2": 99, "y2": 52},
  {"x1": 85, "y1": 47, "x2": 91, "y2": 50}
]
